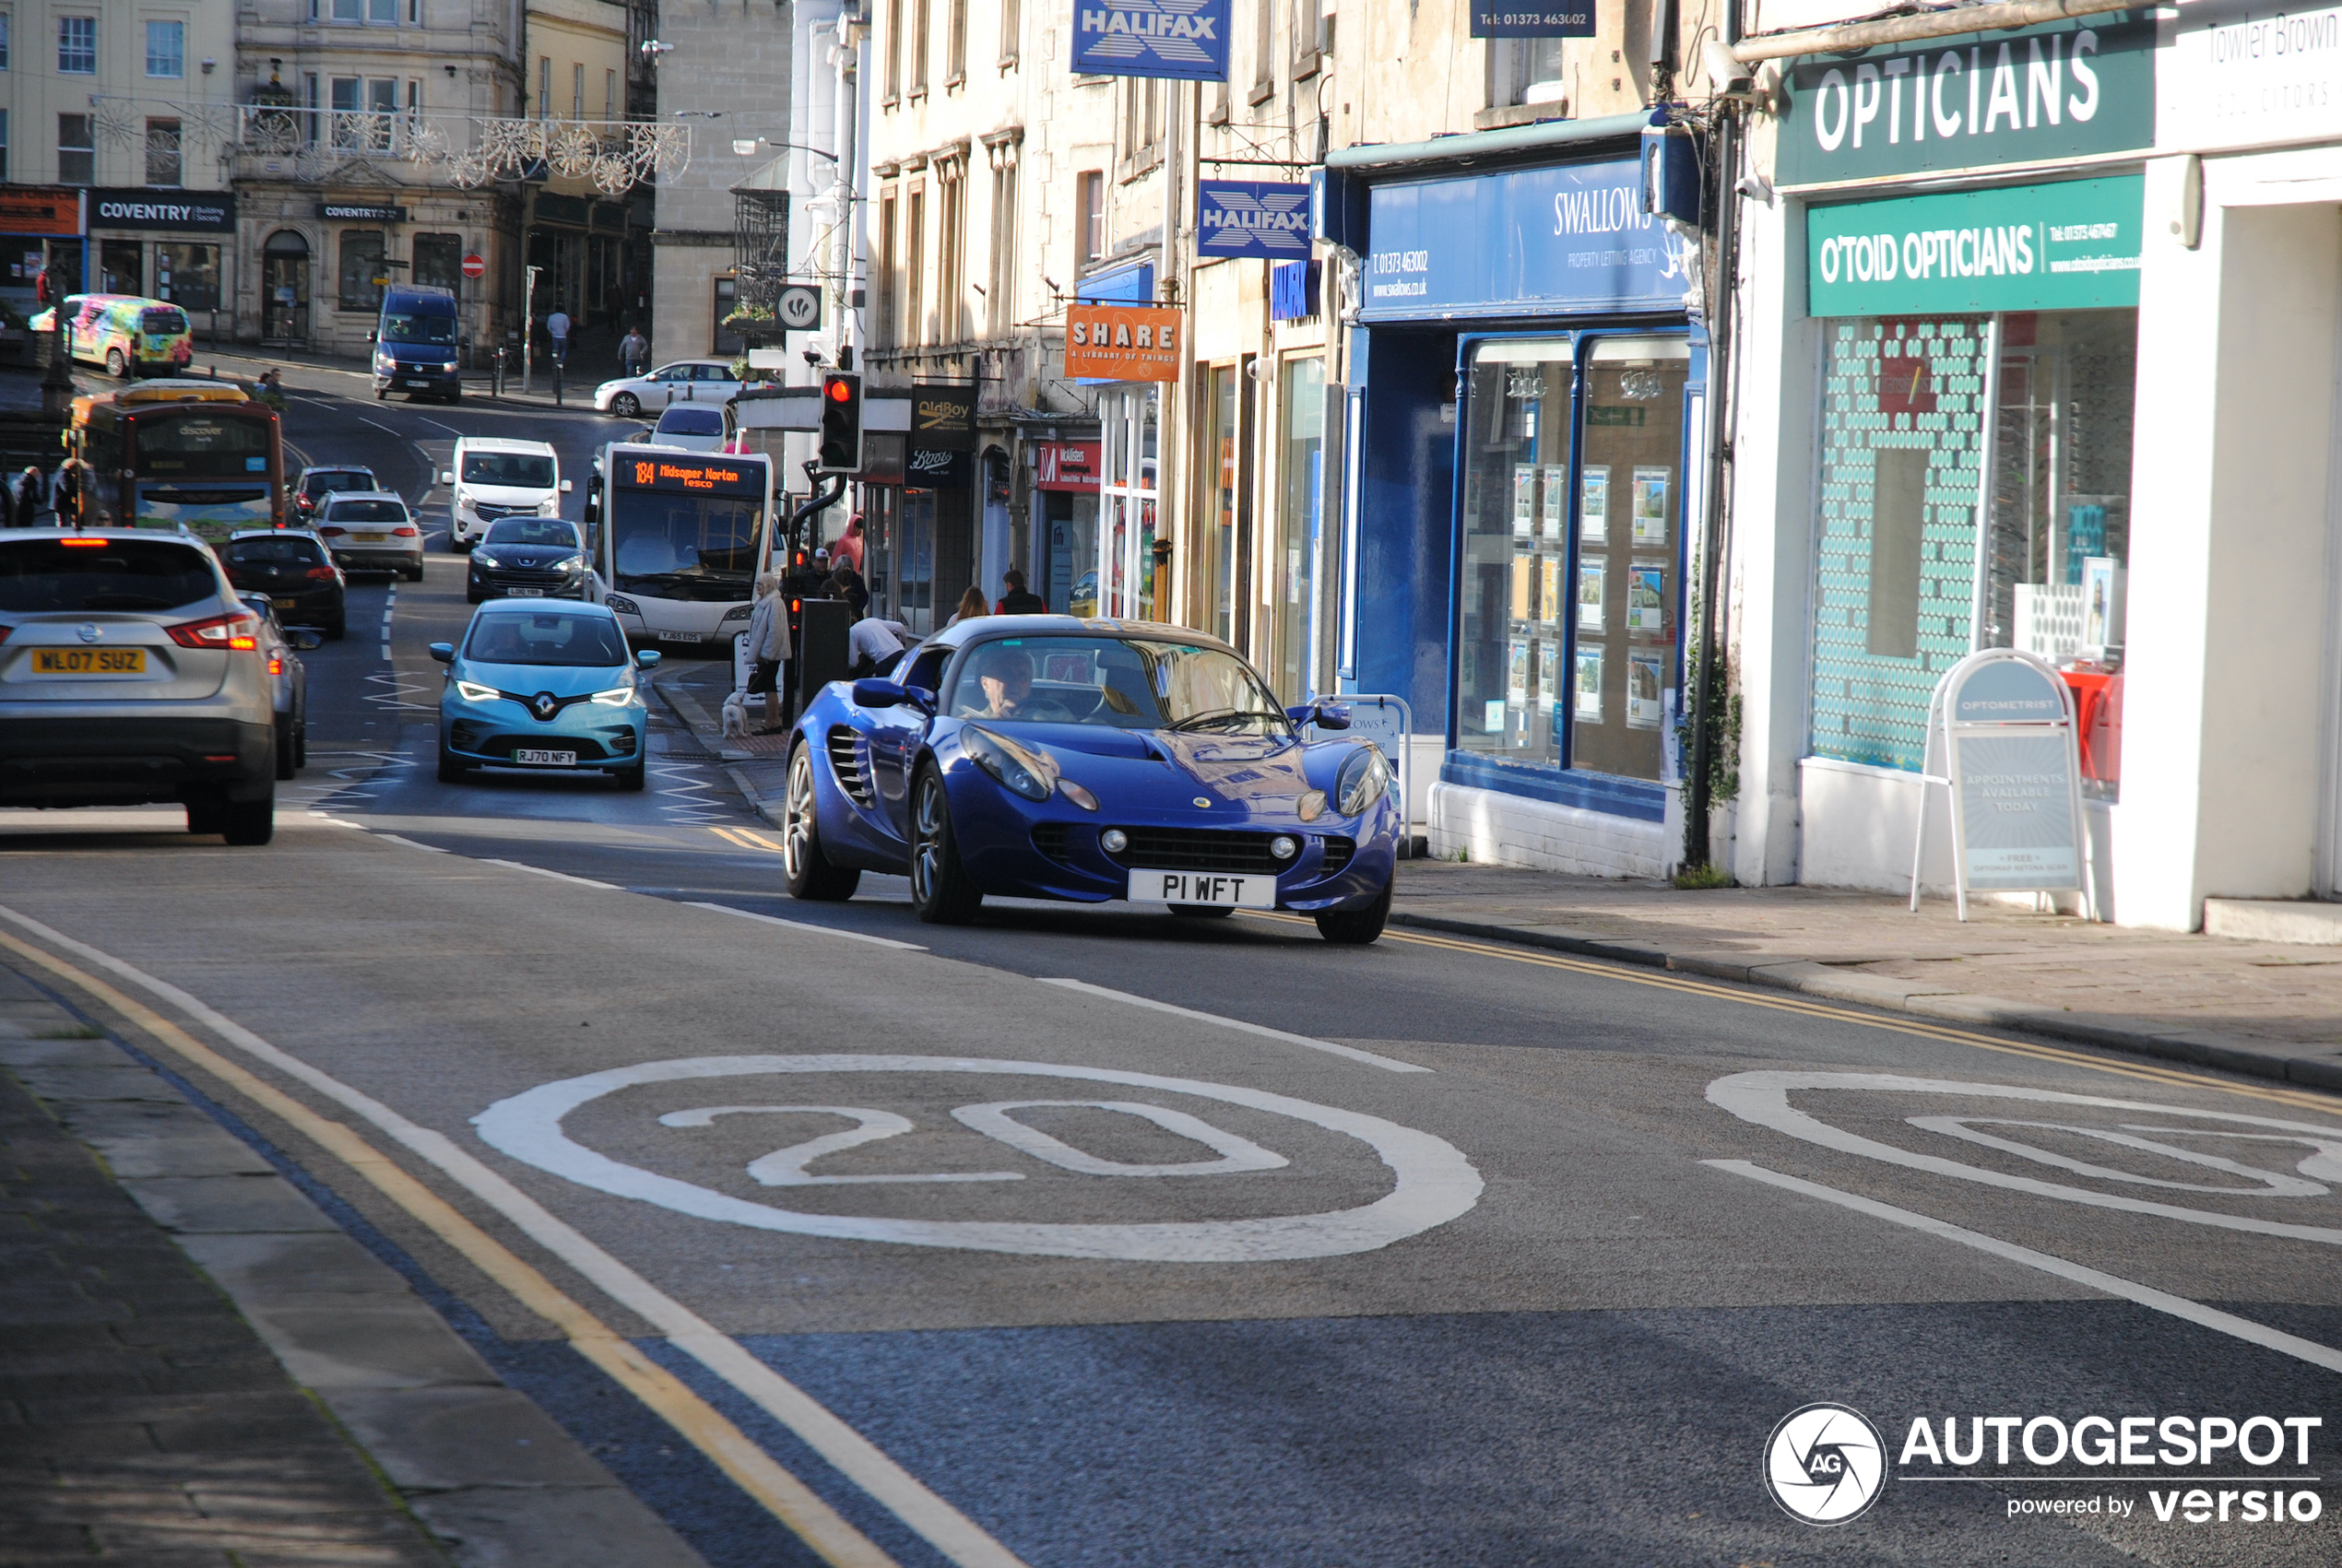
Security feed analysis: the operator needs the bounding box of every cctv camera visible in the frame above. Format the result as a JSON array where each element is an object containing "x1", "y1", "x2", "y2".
[
  {"x1": 1736, "y1": 172, "x2": 1775, "y2": 206},
  {"x1": 1702, "y1": 37, "x2": 1754, "y2": 97}
]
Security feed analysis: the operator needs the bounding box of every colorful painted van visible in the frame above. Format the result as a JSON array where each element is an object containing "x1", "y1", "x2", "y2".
[{"x1": 29, "y1": 294, "x2": 195, "y2": 379}]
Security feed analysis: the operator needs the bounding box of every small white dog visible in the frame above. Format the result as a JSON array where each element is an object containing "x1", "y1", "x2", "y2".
[{"x1": 719, "y1": 691, "x2": 750, "y2": 738}]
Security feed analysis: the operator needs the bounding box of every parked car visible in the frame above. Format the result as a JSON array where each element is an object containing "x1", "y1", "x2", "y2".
[
  {"x1": 316, "y1": 492, "x2": 424, "y2": 581},
  {"x1": 291, "y1": 466, "x2": 379, "y2": 525},
  {"x1": 28, "y1": 294, "x2": 193, "y2": 378},
  {"x1": 0, "y1": 527, "x2": 280, "y2": 842},
  {"x1": 593, "y1": 360, "x2": 741, "y2": 419},
  {"x1": 645, "y1": 404, "x2": 727, "y2": 452},
  {"x1": 467, "y1": 517, "x2": 594, "y2": 604},
  {"x1": 430, "y1": 601, "x2": 659, "y2": 789},
  {"x1": 439, "y1": 438, "x2": 569, "y2": 551},
  {"x1": 221, "y1": 528, "x2": 347, "y2": 639},
  {"x1": 778, "y1": 617, "x2": 1400, "y2": 941},
  {"x1": 237, "y1": 593, "x2": 316, "y2": 780}
]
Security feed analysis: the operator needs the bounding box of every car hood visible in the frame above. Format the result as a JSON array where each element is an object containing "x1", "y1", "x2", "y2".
[
  {"x1": 988, "y1": 724, "x2": 1320, "y2": 816},
  {"x1": 457, "y1": 660, "x2": 627, "y2": 697}
]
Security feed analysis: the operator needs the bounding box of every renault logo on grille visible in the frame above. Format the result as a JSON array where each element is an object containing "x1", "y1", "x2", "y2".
[
  {"x1": 77, "y1": 623, "x2": 103, "y2": 643},
  {"x1": 532, "y1": 692, "x2": 559, "y2": 720}
]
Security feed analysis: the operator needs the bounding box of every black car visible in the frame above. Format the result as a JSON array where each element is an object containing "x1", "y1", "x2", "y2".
[
  {"x1": 291, "y1": 466, "x2": 379, "y2": 525},
  {"x1": 222, "y1": 529, "x2": 348, "y2": 639},
  {"x1": 466, "y1": 516, "x2": 593, "y2": 603}
]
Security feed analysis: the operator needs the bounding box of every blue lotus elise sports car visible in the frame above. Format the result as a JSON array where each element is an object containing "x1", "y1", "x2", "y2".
[{"x1": 779, "y1": 616, "x2": 1399, "y2": 942}]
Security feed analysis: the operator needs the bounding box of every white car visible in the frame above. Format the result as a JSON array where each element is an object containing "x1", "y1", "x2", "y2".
[
  {"x1": 438, "y1": 437, "x2": 571, "y2": 552},
  {"x1": 593, "y1": 360, "x2": 742, "y2": 419},
  {"x1": 645, "y1": 404, "x2": 728, "y2": 452},
  {"x1": 317, "y1": 491, "x2": 426, "y2": 581}
]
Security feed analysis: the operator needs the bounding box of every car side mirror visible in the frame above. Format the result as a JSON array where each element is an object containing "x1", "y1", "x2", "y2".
[
  {"x1": 1287, "y1": 701, "x2": 1351, "y2": 731},
  {"x1": 634, "y1": 649, "x2": 661, "y2": 668},
  {"x1": 288, "y1": 630, "x2": 324, "y2": 652},
  {"x1": 853, "y1": 679, "x2": 931, "y2": 712},
  {"x1": 428, "y1": 642, "x2": 455, "y2": 664},
  {"x1": 437, "y1": 470, "x2": 454, "y2": 486},
  {"x1": 559, "y1": 479, "x2": 574, "y2": 494}
]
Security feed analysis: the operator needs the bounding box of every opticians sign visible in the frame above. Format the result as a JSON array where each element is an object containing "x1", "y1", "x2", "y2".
[
  {"x1": 1806, "y1": 174, "x2": 2143, "y2": 317},
  {"x1": 1071, "y1": 0, "x2": 1230, "y2": 80},
  {"x1": 1776, "y1": 17, "x2": 2155, "y2": 185}
]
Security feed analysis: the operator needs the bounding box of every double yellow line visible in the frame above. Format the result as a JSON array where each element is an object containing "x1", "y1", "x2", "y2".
[
  {"x1": 1248, "y1": 911, "x2": 2342, "y2": 1116},
  {"x1": 710, "y1": 825, "x2": 786, "y2": 854}
]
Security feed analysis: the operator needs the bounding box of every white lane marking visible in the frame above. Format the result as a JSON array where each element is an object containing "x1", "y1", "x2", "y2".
[
  {"x1": 474, "y1": 1055, "x2": 1484, "y2": 1261},
  {"x1": 483, "y1": 858, "x2": 619, "y2": 891},
  {"x1": 950, "y1": 1100, "x2": 1289, "y2": 1178},
  {"x1": 0, "y1": 904, "x2": 1033, "y2": 1568},
  {"x1": 374, "y1": 833, "x2": 449, "y2": 854},
  {"x1": 359, "y1": 416, "x2": 407, "y2": 438},
  {"x1": 1707, "y1": 1071, "x2": 2342, "y2": 1245},
  {"x1": 1035, "y1": 977, "x2": 1430, "y2": 1075},
  {"x1": 1706, "y1": 1160, "x2": 2342, "y2": 1377},
  {"x1": 686, "y1": 901, "x2": 926, "y2": 951}
]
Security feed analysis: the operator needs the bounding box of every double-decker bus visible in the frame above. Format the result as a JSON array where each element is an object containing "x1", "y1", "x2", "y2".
[
  {"x1": 68, "y1": 381, "x2": 286, "y2": 543},
  {"x1": 586, "y1": 442, "x2": 773, "y2": 649}
]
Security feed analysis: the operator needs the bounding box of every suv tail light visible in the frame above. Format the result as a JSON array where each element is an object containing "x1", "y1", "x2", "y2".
[
  {"x1": 392, "y1": 525, "x2": 420, "y2": 537},
  {"x1": 167, "y1": 610, "x2": 262, "y2": 652},
  {"x1": 318, "y1": 525, "x2": 346, "y2": 536}
]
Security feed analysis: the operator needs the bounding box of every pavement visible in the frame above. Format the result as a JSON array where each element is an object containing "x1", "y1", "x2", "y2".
[{"x1": 646, "y1": 654, "x2": 2342, "y2": 1098}]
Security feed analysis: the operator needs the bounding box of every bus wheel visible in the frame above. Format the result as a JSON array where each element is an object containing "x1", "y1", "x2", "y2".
[{"x1": 105, "y1": 348, "x2": 127, "y2": 378}]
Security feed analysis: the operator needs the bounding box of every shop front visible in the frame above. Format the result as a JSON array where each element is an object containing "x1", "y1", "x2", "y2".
[
  {"x1": 0, "y1": 187, "x2": 84, "y2": 358},
  {"x1": 1065, "y1": 263, "x2": 1173, "y2": 624},
  {"x1": 87, "y1": 190, "x2": 235, "y2": 338},
  {"x1": 1031, "y1": 438, "x2": 1102, "y2": 615},
  {"x1": 859, "y1": 382, "x2": 976, "y2": 637},
  {"x1": 1322, "y1": 118, "x2": 1708, "y2": 876}
]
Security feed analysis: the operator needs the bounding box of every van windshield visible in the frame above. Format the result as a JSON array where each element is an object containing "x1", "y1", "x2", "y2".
[
  {"x1": 461, "y1": 453, "x2": 555, "y2": 488},
  {"x1": 382, "y1": 312, "x2": 456, "y2": 346}
]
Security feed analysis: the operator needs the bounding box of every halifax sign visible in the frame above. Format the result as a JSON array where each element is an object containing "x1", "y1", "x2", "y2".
[
  {"x1": 1073, "y1": 0, "x2": 1231, "y2": 81},
  {"x1": 1199, "y1": 181, "x2": 1311, "y2": 261}
]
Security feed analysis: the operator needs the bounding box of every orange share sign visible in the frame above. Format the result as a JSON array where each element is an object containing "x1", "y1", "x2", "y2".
[{"x1": 1064, "y1": 303, "x2": 1182, "y2": 382}]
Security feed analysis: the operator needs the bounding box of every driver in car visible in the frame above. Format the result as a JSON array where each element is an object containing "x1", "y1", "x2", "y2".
[{"x1": 968, "y1": 646, "x2": 1037, "y2": 718}]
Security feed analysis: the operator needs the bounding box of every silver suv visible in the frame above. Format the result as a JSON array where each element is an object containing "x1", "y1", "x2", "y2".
[{"x1": 0, "y1": 528, "x2": 279, "y2": 843}]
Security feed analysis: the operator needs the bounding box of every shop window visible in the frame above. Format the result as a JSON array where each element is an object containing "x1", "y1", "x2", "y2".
[
  {"x1": 338, "y1": 230, "x2": 386, "y2": 311},
  {"x1": 56, "y1": 114, "x2": 92, "y2": 184},
  {"x1": 99, "y1": 240, "x2": 142, "y2": 296},
  {"x1": 145, "y1": 20, "x2": 183, "y2": 78},
  {"x1": 711, "y1": 276, "x2": 740, "y2": 355},
  {"x1": 57, "y1": 16, "x2": 93, "y2": 75},
  {"x1": 412, "y1": 232, "x2": 461, "y2": 292},
  {"x1": 145, "y1": 119, "x2": 181, "y2": 187},
  {"x1": 1100, "y1": 387, "x2": 1160, "y2": 620},
  {"x1": 1202, "y1": 363, "x2": 1242, "y2": 646},
  {"x1": 1272, "y1": 355, "x2": 1325, "y2": 701},
  {"x1": 155, "y1": 242, "x2": 221, "y2": 312},
  {"x1": 1459, "y1": 340, "x2": 1574, "y2": 766}
]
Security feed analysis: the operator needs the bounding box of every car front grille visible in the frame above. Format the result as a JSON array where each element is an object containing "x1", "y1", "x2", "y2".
[
  {"x1": 826, "y1": 726, "x2": 874, "y2": 808},
  {"x1": 452, "y1": 727, "x2": 616, "y2": 761},
  {"x1": 477, "y1": 566, "x2": 574, "y2": 590},
  {"x1": 1103, "y1": 827, "x2": 1290, "y2": 875},
  {"x1": 1321, "y1": 836, "x2": 1355, "y2": 874},
  {"x1": 473, "y1": 502, "x2": 531, "y2": 523}
]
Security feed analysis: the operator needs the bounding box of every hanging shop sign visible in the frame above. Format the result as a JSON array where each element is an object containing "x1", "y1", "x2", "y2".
[
  {"x1": 1776, "y1": 18, "x2": 2155, "y2": 186},
  {"x1": 1469, "y1": 3, "x2": 1595, "y2": 39},
  {"x1": 1071, "y1": 0, "x2": 1230, "y2": 81},
  {"x1": 90, "y1": 190, "x2": 235, "y2": 233},
  {"x1": 1910, "y1": 650, "x2": 2092, "y2": 921},
  {"x1": 319, "y1": 203, "x2": 408, "y2": 222},
  {"x1": 911, "y1": 383, "x2": 976, "y2": 452},
  {"x1": 2159, "y1": 3, "x2": 2342, "y2": 155},
  {"x1": 1035, "y1": 442, "x2": 1102, "y2": 491},
  {"x1": 905, "y1": 445, "x2": 971, "y2": 487},
  {"x1": 1360, "y1": 156, "x2": 1692, "y2": 323},
  {"x1": 1064, "y1": 303, "x2": 1183, "y2": 381},
  {"x1": 1806, "y1": 174, "x2": 2142, "y2": 316},
  {"x1": 1198, "y1": 180, "x2": 1311, "y2": 261},
  {"x1": 0, "y1": 188, "x2": 85, "y2": 237}
]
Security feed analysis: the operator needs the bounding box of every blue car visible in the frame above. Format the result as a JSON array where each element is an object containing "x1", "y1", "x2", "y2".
[
  {"x1": 779, "y1": 616, "x2": 1399, "y2": 943},
  {"x1": 429, "y1": 601, "x2": 659, "y2": 789}
]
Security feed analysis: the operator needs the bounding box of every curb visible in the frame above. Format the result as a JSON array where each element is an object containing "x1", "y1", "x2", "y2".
[
  {"x1": 648, "y1": 672, "x2": 790, "y2": 831},
  {"x1": 1387, "y1": 911, "x2": 2342, "y2": 1095}
]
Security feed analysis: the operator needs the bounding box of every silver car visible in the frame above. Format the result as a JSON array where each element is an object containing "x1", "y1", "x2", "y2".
[
  {"x1": 236, "y1": 592, "x2": 317, "y2": 780},
  {"x1": 318, "y1": 490, "x2": 426, "y2": 581},
  {"x1": 0, "y1": 527, "x2": 281, "y2": 843},
  {"x1": 593, "y1": 360, "x2": 741, "y2": 419}
]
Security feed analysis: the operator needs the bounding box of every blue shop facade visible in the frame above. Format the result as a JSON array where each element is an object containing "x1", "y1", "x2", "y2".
[{"x1": 1323, "y1": 118, "x2": 1709, "y2": 877}]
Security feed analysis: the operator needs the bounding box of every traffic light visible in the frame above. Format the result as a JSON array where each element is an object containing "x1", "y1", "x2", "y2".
[{"x1": 816, "y1": 371, "x2": 862, "y2": 475}]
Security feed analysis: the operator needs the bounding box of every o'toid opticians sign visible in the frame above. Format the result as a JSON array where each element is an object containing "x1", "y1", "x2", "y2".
[
  {"x1": 1807, "y1": 175, "x2": 2143, "y2": 316},
  {"x1": 1777, "y1": 17, "x2": 2154, "y2": 185}
]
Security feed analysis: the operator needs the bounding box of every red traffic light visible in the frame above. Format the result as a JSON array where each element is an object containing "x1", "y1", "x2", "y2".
[{"x1": 825, "y1": 379, "x2": 852, "y2": 401}]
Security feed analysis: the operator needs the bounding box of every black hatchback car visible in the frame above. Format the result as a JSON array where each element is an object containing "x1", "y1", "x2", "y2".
[
  {"x1": 291, "y1": 466, "x2": 379, "y2": 525},
  {"x1": 466, "y1": 516, "x2": 592, "y2": 603},
  {"x1": 222, "y1": 529, "x2": 347, "y2": 639}
]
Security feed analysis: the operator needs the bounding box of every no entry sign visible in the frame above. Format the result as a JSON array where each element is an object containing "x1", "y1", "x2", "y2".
[{"x1": 460, "y1": 253, "x2": 486, "y2": 279}]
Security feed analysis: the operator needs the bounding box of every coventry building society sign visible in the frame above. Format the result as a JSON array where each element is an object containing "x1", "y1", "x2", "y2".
[
  {"x1": 1073, "y1": 0, "x2": 1230, "y2": 80},
  {"x1": 1199, "y1": 182, "x2": 1310, "y2": 260}
]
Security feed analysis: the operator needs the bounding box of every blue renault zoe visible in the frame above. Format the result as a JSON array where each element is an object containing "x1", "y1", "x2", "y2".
[{"x1": 430, "y1": 601, "x2": 658, "y2": 789}]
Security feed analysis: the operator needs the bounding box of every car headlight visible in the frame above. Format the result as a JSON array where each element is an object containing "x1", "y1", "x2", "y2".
[
  {"x1": 454, "y1": 489, "x2": 470, "y2": 512},
  {"x1": 1335, "y1": 745, "x2": 1391, "y2": 817},
  {"x1": 442, "y1": 360, "x2": 458, "y2": 373},
  {"x1": 589, "y1": 678, "x2": 636, "y2": 706},
  {"x1": 963, "y1": 725, "x2": 1058, "y2": 803},
  {"x1": 718, "y1": 603, "x2": 753, "y2": 623},
  {"x1": 1296, "y1": 789, "x2": 1328, "y2": 822},
  {"x1": 559, "y1": 554, "x2": 586, "y2": 572},
  {"x1": 607, "y1": 594, "x2": 640, "y2": 615},
  {"x1": 538, "y1": 501, "x2": 561, "y2": 517},
  {"x1": 455, "y1": 679, "x2": 500, "y2": 703}
]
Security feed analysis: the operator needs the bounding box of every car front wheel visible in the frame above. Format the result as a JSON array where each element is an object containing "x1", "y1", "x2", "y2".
[
  {"x1": 611, "y1": 393, "x2": 641, "y2": 419},
  {"x1": 907, "y1": 765, "x2": 980, "y2": 924},
  {"x1": 1314, "y1": 878, "x2": 1391, "y2": 945},
  {"x1": 106, "y1": 348, "x2": 128, "y2": 378},
  {"x1": 782, "y1": 741, "x2": 860, "y2": 902}
]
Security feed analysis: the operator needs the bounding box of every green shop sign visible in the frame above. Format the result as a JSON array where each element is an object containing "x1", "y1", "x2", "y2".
[
  {"x1": 1806, "y1": 175, "x2": 2142, "y2": 317},
  {"x1": 1776, "y1": 16, "x2": 2154, "y2": 186}
]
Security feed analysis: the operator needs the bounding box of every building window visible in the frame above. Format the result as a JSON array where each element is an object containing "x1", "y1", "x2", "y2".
[
  {"x1": 884, "y1": 0, "x2": 903, "y2": 100},
  {"x1": 412, "y1": 232, "x2": 462, "y2": 291},
  {"x1": 0, "y1": 14, "x2": 10, "y2": 71},
  {"x1": 1202, "y1": 363, "x2": 1244, "y2": 647},
  {"x1": 145, "y1": 19, "x2": 183, "y2": 77},
  {"x1": 538, "y1": 57, "x2": 551, "y2": 118},
  {"x1": 145, "y1": 119, "x2": 182, "y2": 187},
  {"x1": 910, "y1": 0, "x2": 929, "y2": 93},
  {"x1": 57, "y1": 15, "x2": 94, "y2": 74},
  {"x1": 604, "y1": 68, "x2": 617, "y2": 119},
  {"x1": 409, "y1": 0, "x2": 422, "y2": 21},
  {"x1": 1252, "y1": 0, "x2": 1273, "y2": 97},
  {"x1": 936, "y1": 163, "x2": 965, "y2": 345},
  {"x1": 338, "y1": 230, "x2": 387, "y2": 311},
  {"x1": 0, "y1": 112, "x2": 8, "y2": 182},
  {"x1": 1123, "y1": 80, "x2": 1163, "y2": 163},
  {"x1": 573, "y1": 62, "x2": 585, "y2": 119},
  {"x1": 875, "y1": 190, "x2": 898, "y2": 348},
  {"x1": 947, "y1": 0, "x2": 967, "y2": 79},
  {"x1": 155, "y1": 242, "x2": 221, "y2": 312},
  {"x1": 1491, "y1": 39, "x2": 1569, "y2": 109},
  {"x1": 1076, "y1": 171, "x2": 1105, "y2": 262},
  {"x1": 711, "y1": 275, "x2": 739, "y2": 355},
  {"x1": 335, "y1": 0, "x2": 399, "y2": 20},
  {"x1": 999, "y1": 0, "x2": 1020, "y2": 63},
  {"x1": 1099, "y1": 389, "x2": 1160, "y2": 620},
  {"x1": 56, "y1": 113, "x2": 92, "y2": 184},
  {"x1": 330, "y1": 77, "x2": 396, "y2": 148},
  {"x1": 904, "y1": 187, "x2": 925, "y2": 347},
  {"x1": 1270, "y1": 355, "x2": 1325, "y2": 701},
  {"x1": 986, "y1": 157, "x2": 1017, "y2": 338}
]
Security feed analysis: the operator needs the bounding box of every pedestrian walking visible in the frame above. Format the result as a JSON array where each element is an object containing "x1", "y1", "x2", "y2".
[
  {"x1": 828, "y1": 564, "x2": 869, "y2": 619},
  {"x1": 743, "y1": 574, "x2": 789, "y2": 734},
  {"x1": 619, "y1": 325, "x2": 647, "y2": 378},
  {"x1": 833, "y1": 514, "x2": 866, "y2": 573},
  {"x1": 996, "y1": 568, "x2": 1047, "y2": 615},
  {"x1": 944, "y1": 585, "x2": 988, "y2": 628},
  {"x1": 52, "y1": 456, "x2": 89, "y2": 526},
  {"x1": 546, "y1": 308, "x2": 572, "y2": 366},
  {"x1": 13, "y1": 466, "x2": 45, "y2": 528}
]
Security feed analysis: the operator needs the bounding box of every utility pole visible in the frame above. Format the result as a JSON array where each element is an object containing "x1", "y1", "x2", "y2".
[
  {"x1": 828, "y1": 7, "x2": 860, "y2": 371},
  {"x1": 522, "y1": 265, "x2": 540, "y2": 395}
]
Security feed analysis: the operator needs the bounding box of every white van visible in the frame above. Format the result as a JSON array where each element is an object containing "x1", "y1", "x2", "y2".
[{"x1": 437, "y1": 437, "x2": 572, "y2": 552}]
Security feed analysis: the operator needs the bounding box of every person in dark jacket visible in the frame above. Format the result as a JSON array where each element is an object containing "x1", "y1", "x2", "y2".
[
  {"x1": 12, "y1": 466, "x2": 44, "y2": 528},
  {"x1": 996, "y1": 568, "x2": 1047, "y2": 615}
]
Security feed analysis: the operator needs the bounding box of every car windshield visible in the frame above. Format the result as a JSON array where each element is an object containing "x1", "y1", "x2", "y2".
[
  {"x1": 462, "y1": 453, "x2": 556, "y2": 488},
  {"x1": 326, "y1": 500, "x2": 406, "y2": 524},
  {"x1": 304, "y1": 470, "x2": 371, "y2": 495},
  {"x1": 382, "y1": 312, "x2": 456, "y2": 345},
  {"x1": 0, "y1": 537, "x2": 217, "y2": 612},
  {"x1": 226, "y1": 536, "x2": 326, "y2": 565},
  {"x1": 484, "y1": 518, "x2": 579, "y2": 548},
  {"x1": 946, "y1": 636, "x2": 1288, "y2": 734},
  {"x1": 466, "y1": 609, "x2": 629, "y2": 667},
  {"x1": 656, "y1": 407, "x2": 724, "y2": 434}
]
